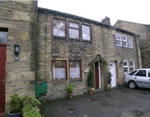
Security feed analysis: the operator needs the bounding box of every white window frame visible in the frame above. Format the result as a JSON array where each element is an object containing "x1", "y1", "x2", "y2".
[
  {"x1": 123, "y1": 61, "x2": 128, "y2": 74},
  {"x1": 115, "y1": 33, "x2": 122, "y2": 46},
  {"x1": 122, "y1": 35, "x2": 128, "y2": 47},
  {"x1": 128, "y1": 37, "x2": 133, "y2": 48},
  {"x1": 129, "y1": 61, "x2": 135, "y2": 72}
]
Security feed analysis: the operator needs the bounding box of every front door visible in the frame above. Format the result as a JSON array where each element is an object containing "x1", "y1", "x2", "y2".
[
  {"x1": 95, "y1": 62, "x2": 99, "y2": 89},
  {"x1": 110, "y1": 61, "x2": 116, "y2": 88},
  {"x1": 0, "y1": 44, "x2": 6, "y2": 114}
]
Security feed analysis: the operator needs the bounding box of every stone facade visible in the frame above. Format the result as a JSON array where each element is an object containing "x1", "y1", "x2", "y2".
[
  {"x1": 0, "y1": 1, "x2": 38, "y2": 112},
  {"x1": 0, "y1": 0, "x2": 142, "y2": 113},
  {"x1": 114, "y1": 20, "x2": 150, "y2": 68},
  {"x1": 36, "y1": 8, "x2": 142, "y2": 100}
]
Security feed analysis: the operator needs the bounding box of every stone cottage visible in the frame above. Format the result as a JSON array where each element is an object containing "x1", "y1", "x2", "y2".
[
  {"x1": 0, "y1": 0, "x2": 142, "y2": 115},
  {"x1": 114, "y1": 20, "x2": 150, "y2": 68}
]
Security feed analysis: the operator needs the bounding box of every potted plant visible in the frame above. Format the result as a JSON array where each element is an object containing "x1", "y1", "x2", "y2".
[
  {"x1": 67, "y1": 83, "x2": 73, "y2": 98},
  {"x1": 22, "y1": 96, "x2": 41, "y2": 117},
  {"x1": 8, "y1": 94, "x2": 23, "y2": 117},
  {"x1": 8, "y1": 94, "x2": 42, "y2": 117},
  {"x1": 87, "y1": 70, "x2": 94, "y2": 95},
  {"x1": 88, "y1": 87, "x2": 94, "y2": 95}
]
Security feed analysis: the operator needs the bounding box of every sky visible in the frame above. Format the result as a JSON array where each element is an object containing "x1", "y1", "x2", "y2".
[{"x1": 38, "y1": 0, "x2": 150, "y2": 25}]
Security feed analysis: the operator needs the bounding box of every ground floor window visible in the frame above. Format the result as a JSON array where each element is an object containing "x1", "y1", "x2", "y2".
[
  {"x1": 52, "y1": 60, "x2": 67, "y2": 80},
  {"x1": 69, "y1": 61, "x2": 81, "y2": 79},
  {"x1": 123, "y1": 61, "x2": 134, "y2": 74}
]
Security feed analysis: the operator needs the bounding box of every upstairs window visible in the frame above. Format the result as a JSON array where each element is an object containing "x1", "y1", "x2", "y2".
[
  {"x1": 82, "y1": 25, "x2": 91, "y2": 41},
  {"x1": 69, "y1": 22, "x2": 79, "y2": 39},
  {"x1": 128, "y1": 37, "x2": 133, "y2": 48},
  {"x1": 69, "y1": 61, "x2": 81, "y2": 79},
  {"x1": 115, "y1": 33, "x2": 122, "y2": 46},
  {"x1": 52, "y1": 60, "x2": 67, "y2": 80},
  {"x1": 129, "y1": 61, "x2": 134, "y2": 72},
  {"x1": 0, "y1": 31, "x2": 8, "y2": 43},
  {"x1": 53, "y1": 19, "x2": 66, "y2": 37},
  {"x1": 122, "y1": 35, "x2": 128, "y2": 47}
]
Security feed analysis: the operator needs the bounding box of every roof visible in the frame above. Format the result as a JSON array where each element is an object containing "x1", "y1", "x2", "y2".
[
  {"x1": 88, "y1": 54, "x2": 108, "y2": 65},
  {"x1": 38, "y1": 7, "x2": 140, "y2": 37}
]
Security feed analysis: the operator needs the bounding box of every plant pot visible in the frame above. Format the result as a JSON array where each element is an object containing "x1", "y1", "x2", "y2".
[
  {"x1": 8, "y1": 111, "x2": 20, "y2": 117},
  {"x1": 68, "y1": 93, "x2": 73, "y2": 98},
  {"x1": 89, "y1": 89, "x2": 94, "y2": 95}
]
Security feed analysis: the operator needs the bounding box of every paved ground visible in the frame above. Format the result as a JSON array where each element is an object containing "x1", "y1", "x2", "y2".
[{"x1": 40, "y1": 87, "x2": 150, "y2": 117}]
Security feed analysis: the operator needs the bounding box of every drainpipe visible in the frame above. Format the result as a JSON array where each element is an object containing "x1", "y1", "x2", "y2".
[
  {"x1": 44, "y1": 10, "x2": 48, "y2": 82},
  {"x1": 135, "y1": 35, "x2": 140, "y2": 68}
]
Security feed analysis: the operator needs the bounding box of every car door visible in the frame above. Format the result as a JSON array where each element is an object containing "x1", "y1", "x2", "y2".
[{"x1": 134, "y1": 70, "x2": 150, "y2": 88}]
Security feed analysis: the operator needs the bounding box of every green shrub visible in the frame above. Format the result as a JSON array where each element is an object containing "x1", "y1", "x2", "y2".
[
  {"x1": 9, "y1": 94, "x2": 23, "y2": 113},
  {"x1": 87, "y1": 70, "x2": 93, "y2": 88},
  {"x1": 22, "y1": 96, "x2": 41, "y2": 117},
  {"x1": 67, "y1": 83, "x2": 73, "y2": 93},
  {"x1": 9, "y1": 94, "x2": 41, "y2": 117},
  {"x1": 108, "y1": 72, "x2": 112, "y2": 85}
]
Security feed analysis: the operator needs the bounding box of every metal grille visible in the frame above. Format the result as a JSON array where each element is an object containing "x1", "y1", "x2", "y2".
[{"x1": 0, "y1": 31, "x2": 7, "y2": 43}]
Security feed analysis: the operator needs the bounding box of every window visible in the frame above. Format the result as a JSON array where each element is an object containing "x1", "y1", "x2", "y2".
[
  {"x1": 69, "y1": 61, "x2": 81, "y2": 79},
  {"x1": 129, "y1": 61, "x2": 134, "y2": 72},
  {"x1": 0, "y1": 31, "x2": 7, "y2": 43},
  {"x1": 135, "y1": 70, "x2": 146, "y2": 77},
  {"x1": 128, "y1": 37, "x2": 133, "y2": 48},
  {"x1": 148, "y1": 70, "x2": 150, "y2": 77},
  {"x1": 53, "y1": 19, "x2": 66, "y2": 37},
  {"x1": 69, "y1": 22, "x2": 79, "y2": 39},
  {"x1": 52, "y1": 60, "x2": 67, "y2": 80},
  {"x1": 82, "y1": 25, "x2": 91, "y2": 41},
  {"x1": 115, "y1": 33, "x2": 122, "y2": 46},
  {"x1": 122, "y1": 35, "x2": 128, "y2": 47},
  {"x1": 123, "y1": 61, "x2": 128, "y2": 73},
  {"x1": 129, "y1": 70, "x2": 137, "y2": 76},
  {"x1": 123, "y1": 61, "x2": 135, "y2": 73}
]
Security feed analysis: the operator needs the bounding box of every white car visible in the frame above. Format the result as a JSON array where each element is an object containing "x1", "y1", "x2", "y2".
[{"x1": 124, "y1": 68, "x2": 150, "y2": 89}]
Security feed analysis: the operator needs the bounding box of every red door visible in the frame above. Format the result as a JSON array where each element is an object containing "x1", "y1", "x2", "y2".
[
  {"x1": 0, "y1": 44, "x2": 6, "y2": 114},
  {"x1": 95, "y1": 62, "x2": 99, "y2": 89}
]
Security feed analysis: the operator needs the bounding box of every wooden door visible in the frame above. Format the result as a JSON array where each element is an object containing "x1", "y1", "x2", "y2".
[
  {"x1": 0, "y1": 44, "x2": 6, "y2": 114},
  {"x1": 95, "y1": 62, "x2": 99, "y2": 89}
]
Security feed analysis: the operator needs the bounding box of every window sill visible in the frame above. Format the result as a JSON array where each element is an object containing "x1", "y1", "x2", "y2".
[
  {"x1": 68, "y1": 38, "x2": 81, "y2": 42},
  {"x1": 82, "y1": 40, "x2": 93, "y2": 43},
  {"x1": 52, "y1": 36, "x2": 67, "y2": 40},
  {"x1": 52, "y1": 79, "x2": 67, "y2": 82},
  {"x1": 69, "y1": 79, "x2": 83, "y2": 82}
]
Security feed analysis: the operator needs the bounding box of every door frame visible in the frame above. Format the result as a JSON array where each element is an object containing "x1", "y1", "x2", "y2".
[
  {"x1": 94, "y1": 61, "x2": 101, "y2": 90},
  {"x1": 110, "y1": 61, "x2": 117, "y2": 88}
]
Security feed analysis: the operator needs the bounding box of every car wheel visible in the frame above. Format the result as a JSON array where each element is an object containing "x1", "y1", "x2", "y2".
[{"x1": 129, "y1": 81, "x2": 136, "y2": 89}]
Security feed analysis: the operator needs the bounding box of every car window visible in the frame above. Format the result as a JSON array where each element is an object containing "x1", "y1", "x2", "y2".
[
  {"x1": 148, "y1": 70, "x2": 150, "y2": 77},
  {"x1": 129, "y1": 70, "x2": 137, "y2": 76},
  {"x1": 135, "y1": 70, "x2": 146, "y2": 77}
]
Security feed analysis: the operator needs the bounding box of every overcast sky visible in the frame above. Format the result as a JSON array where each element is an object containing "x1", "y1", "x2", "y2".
[{"x1": 38, "y1": 0, "x2": 150, "y2": 25}]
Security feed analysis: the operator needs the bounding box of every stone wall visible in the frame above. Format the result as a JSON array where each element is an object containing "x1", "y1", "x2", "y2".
[
  {"x1": 0, "y1": 1, "x2": 37, "y2": 108},
  {"x1": 37, "y1": 10, "x2": 141, "y2": 99}
]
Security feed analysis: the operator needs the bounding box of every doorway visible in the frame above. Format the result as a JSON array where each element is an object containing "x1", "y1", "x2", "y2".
[
  {"x1": 0, "y1": 44, "x2": 6, "y2": 114},
  {"x1": 110, "y1": 61, "x2": 116, "y2": 88},
  {"x1": 95, "y1": 62, "x2": 101, "y2": 89}
]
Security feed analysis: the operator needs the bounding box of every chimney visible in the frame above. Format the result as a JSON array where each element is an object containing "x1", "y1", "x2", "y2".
[{"x1": 101, "y1": 16, "x2": 111, "y2": 25}]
